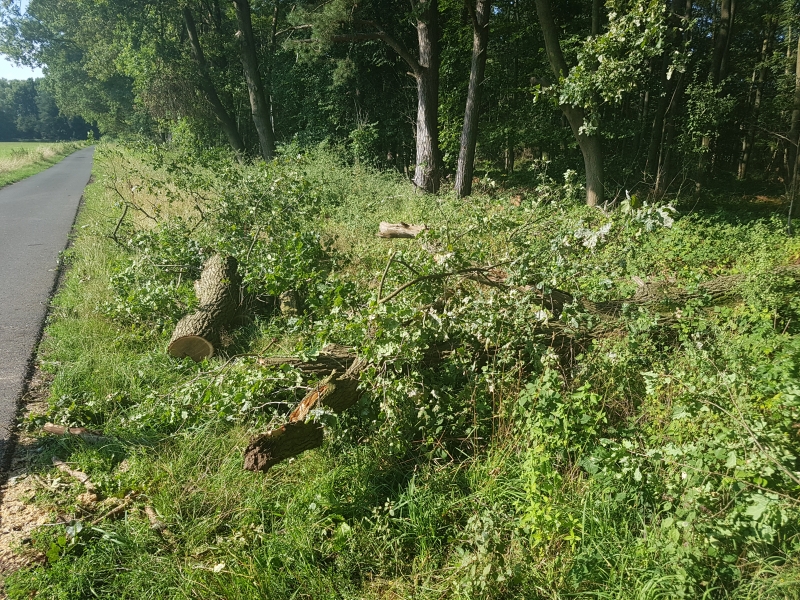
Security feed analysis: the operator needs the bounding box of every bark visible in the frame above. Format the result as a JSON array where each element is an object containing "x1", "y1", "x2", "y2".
[
  {"x1": 413, "y1": 1, "x2": 442, "y2": 193},
  {"x1": 182, "y1": 7, "x2": 246, "y2": 159},
  {"x1": 534, "y1": 0, "x2": 604, "y2": 206},
  {"x1": 233, "y1": 0, "x2": 276, "y2": 161},
  {"x1": 455, "y1": 0, "x2": 491, "y2": 198},
  {"x1": 788, "y1": 35, "x2": 800, "y2": 183},
  {"x1": 738, "y1": 28, "x2": 771, "y2": 180},
  {"x1": 331, "y1": 8, "x2": 441, "y2": 193},
  {"x1": 376, "y1": 222, "x2": 427, "y2": 238},
  {"x1": 168, "y1": 255, "x2": 242, "y2": 362}
]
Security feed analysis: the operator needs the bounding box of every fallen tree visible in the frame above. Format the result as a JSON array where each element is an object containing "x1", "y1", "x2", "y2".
[
  {"x1": 168, "y1": 255, "x2": 242, "y2": 362},
  {"x1": 243, "y1": 251, "x2": 800, "y2": 474}
]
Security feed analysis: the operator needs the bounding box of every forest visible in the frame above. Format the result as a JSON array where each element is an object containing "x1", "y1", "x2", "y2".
[
  {"x1": 2, "y1": 1, "x2": 800, "y2": 599},
  {"x1": 1, "y1": 0, "x2": 799, "y2": 203},
  {"x1": 0, "y1": 78, "x2": 93, "y2": 140}
]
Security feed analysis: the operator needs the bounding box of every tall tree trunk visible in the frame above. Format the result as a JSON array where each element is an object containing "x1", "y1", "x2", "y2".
[
  {"x1": 788, "y1": 34, "x2": 800, "y2": 183},
  {"x1": 534, "y1": 0, "x2": 604, "y2": 206},
  {"x1": 413, "y1": 0, "x2": 441, "y2": 193},
  {"x1": 455, "y1": 0, "x2": 490, "y2": 198},
  {"x1": 710, "y1": 0, "x2": 734, "y2": 87},
  {"x1": 646, "y1": 55, "x2": 671, "y2": 181},
  {"x1": 233, "y1": 0, "x2": 276, "y2": 161},
  {"x1": 182, "y1": 7, "x2": 246, "y2": 158},
  {"x1": 591, "y1": 0, "x2": 601, "y2": 36},
  {"x1": 738, "y1": 27, "x2": 771, "y2": 180},
  {"x1": 699, "y1": 0, "x2": 735, "y2": 187}
]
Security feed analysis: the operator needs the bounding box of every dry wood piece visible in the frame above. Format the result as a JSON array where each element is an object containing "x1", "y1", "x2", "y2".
[
  {"x1": 256, "y1": 343, "x2": 355, "y2": 375},
  {"x1": 168, "y1": 254, "x2": 242, "y2": 361},
  {"x1": 52, "y1": 457, "x2": 97, "y2": 497},
  {"x1": 145, "y1": 506, "x2": 166, "y2": 532},
  {"x1": 377, "y1": 222, "x2": 427, "y2": 238},
  {"x1": 43, "y1": 423, "x2": 107, "y2": 444}
]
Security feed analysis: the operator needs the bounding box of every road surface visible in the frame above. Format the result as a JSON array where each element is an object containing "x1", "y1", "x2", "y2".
[{"x1": 0, "y1": 146, "x2": 94, "y2": 466}]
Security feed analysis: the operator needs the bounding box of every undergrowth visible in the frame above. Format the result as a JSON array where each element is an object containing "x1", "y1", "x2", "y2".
[{"x1": 4, "y1": 140, "x2": 800, "y2": 599}]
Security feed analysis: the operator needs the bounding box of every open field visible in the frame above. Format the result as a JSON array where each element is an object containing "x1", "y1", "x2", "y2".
[
  {"x1": 0, "y1": 142, "x2": 85, "y2": 187},
  {"x1": 2, "y1": 142, "x2": 800, "y2": 599}
]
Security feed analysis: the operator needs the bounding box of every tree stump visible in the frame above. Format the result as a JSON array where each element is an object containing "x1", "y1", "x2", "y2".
[{"x1": 168, "y1": 255, "x2": 242, "y2": 361}]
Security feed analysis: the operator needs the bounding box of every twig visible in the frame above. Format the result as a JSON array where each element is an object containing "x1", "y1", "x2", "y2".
[
  {"x1": 90, "y1": 497, "x2": 134, "y2": 526},
  {"x1": 43, "y1": 423, "x2": 107, "y2": 444},
  {"x1": 378, "y1": 262, "x2": 509, "y2": 304},
  {"x1": 110, "y1": 203, "x2": 129, "y2": 247},
  {"x1": 377, "y1": 249, "x2": 397, "y2": 302}
]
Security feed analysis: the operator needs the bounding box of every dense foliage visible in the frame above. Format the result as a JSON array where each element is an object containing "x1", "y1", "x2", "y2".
[{"x1": 4, "y1": 142, "x2": 800, "y2": 598}]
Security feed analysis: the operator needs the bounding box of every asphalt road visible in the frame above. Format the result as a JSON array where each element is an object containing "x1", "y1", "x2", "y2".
[{"x1": 0, "y1": 146, "x2": 94, "y2": 466}]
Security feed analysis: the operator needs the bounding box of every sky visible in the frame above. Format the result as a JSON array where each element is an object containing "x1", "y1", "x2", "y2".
[
  {"x1": 0, "y1": 0, "x2": 42, "y2": 80},
  {"x1": 0, "y1": 57, "x2": 42, "y2": 80}
]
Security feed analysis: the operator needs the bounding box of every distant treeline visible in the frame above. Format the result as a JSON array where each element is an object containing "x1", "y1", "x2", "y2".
[{"x1": 0, "y1": 78, "x2": 95, "y2": 141}]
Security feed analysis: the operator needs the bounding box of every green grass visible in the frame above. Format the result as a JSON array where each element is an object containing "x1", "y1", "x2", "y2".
[
  {"x1": 0, "y1": 141, "x2": 85, "y2": 187},
  {"x1": 4, "y1": 142, "x2": 800, "y2": 599}
]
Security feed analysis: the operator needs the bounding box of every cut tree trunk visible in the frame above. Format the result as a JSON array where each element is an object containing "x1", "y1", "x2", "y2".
[
  {"x1": 244, "y1": 350, "x2": 368, "y2": 472},
  {"x1": 377, "y1": 222, "x2": 427, "y2": 238},
  {"x1": 168, "y1": 255, "x2": 242, "y2": 361}
]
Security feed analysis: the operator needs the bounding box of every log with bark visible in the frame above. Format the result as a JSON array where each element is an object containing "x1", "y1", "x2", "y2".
[
  {"x1": 244, "y1": 343, "x2": 460, "y2": 473},
  {"x1": 377, "y1": 222, "x2": 427, "y2": 238},
  {"x1": 244, "y1": 350, "x2": 367, "y2": 473},
  {"x1": 168, "y1": 255, "x2": 242, "y2": 361}
]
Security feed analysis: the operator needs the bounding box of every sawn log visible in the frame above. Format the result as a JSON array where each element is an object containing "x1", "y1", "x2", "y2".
[{"x1": 168, "y1": 255, "x2": 242, "y2": 361}]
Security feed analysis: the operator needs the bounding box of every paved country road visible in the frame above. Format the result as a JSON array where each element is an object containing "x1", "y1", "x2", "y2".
[{"x1": 0, "y1": 146, "x2": 95, "y2": 468}]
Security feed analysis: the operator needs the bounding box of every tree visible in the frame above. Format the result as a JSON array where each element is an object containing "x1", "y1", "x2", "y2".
[
  {"x1": 302, "y1": 0, "x2": 443, "y2": 192},
  {"x1": 534, "y1": 0, "x2": 604, "y2": 206},
  {"x1": 183, "y1": 6, "x2": 247, "y2": 157},
  {"x1": 233, "y1": 0, "x2": 276, "y2": 160},
  {"x1": 454, "y1": 0, "x2": 490, "y2": 198}
]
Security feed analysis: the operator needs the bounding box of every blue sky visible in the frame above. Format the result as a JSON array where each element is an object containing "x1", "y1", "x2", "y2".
[
  {"x1": 0, "y1": 0, "x2": 41, "y2": 79},
  {"x1": 0, "y1": 58, "x2": 42, "y2": 80}
]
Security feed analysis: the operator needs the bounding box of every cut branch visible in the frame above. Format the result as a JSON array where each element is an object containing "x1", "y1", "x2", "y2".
[
  {"x1": 43, "y1": 423, "x2": 107, "y2": 444},
  {"x1": 376, "y1": 222, "x2": 427, "y2": 238}
]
